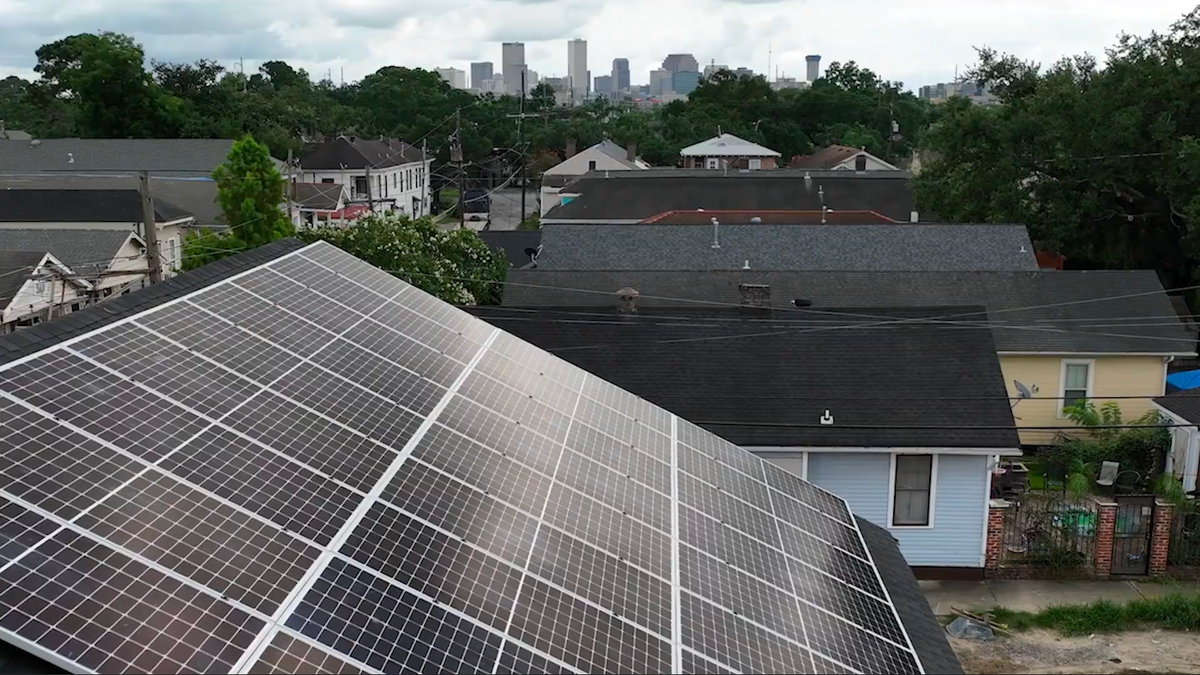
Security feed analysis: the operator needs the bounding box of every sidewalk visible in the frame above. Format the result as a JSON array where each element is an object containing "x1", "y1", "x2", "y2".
[{"x1": 920, "y1": 578, "x2": 1200, "y2": 615}]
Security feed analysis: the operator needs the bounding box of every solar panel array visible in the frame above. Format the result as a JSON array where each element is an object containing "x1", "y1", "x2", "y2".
[{"x1": 0, "y1": 241, "x2": 925, "y2": 674}]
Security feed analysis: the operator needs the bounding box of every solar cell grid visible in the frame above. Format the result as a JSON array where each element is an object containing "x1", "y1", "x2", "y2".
[
  {"x1": 72, "y1": 470, "x2": 321, "y2": 615},
  {"x1": 286, "y1": 557, "x2": 503, "y2": 674},
  {"x1": 679, "y1": 444, "x2": 774, "y2": 513},
  {"x1": 681, "y1": 648, "x2": 738, "y2": 675},
  {"x1": 267, "y1": 256, "x2": 387, "y2": 316},
  {"x1": 555, "y1": 449, "x2": 671, "y2": 533},
  {"x1": 368, "y1": 302, "x2": 484, "y2": 363},
  {"x1": 581, "y1": 376, "x2": 671, "y2": 433},
  {"x1": 310, "y1": 338, "x2": 446, "y2": 416},
  {"x1": 573, "y1": 397, "x2": 671, "y2": 461},
  {"x1": 458, "y1": 371, "x2": 576, "y2": 443},
  {"x1": 783, "y1": 530, "x2": 887, "y2": 599},
  {"x1": 382, "y1": 460, "x2": 540, "y2": 566},
  {"x1": 136, "y1": 304, "x2": 301, "y2": 384},
  {"x1": 187, "y1": 285, "x2": 336, "y2": 357},
  {"x1": 221, "y1": 390, "x2": 396, "y2": 494},
  {"x1": 0, "y1": 529, "x2": 264, "y2": 674},
  {"x1": 678, "y1": 505, "x2": 791, "y2": 590},
  {"x1": 0, "y1": 351, "x2": 210, "y2": 463},
  {"x1": 473, "y1": 351, "x2": 582, "y2": 415},
  {"x1": 786, "y1": 558, "x2": 906, "y2": 646},
  {"x1": 297, "y1": 243, "x2": 412, "y2": 301},
  {"x1": 679, "y1": 545, "x2": 805, "y2": 644},
  {"x1": 526, "y1": 526, "x2": 672, "y2": 638},
  {"x1": 412, "y1": 424, "x2": 552, "y2": 515},
  {"x1": 0, "y1": 400, "x2": 142, "y2": 520},
  {"x1": 761, "y1": 461, "x2": 853, "y2": 525},
  {"x1": 798, "y1": 602, "x2": 918, "y2": 673},
  {"x1": 439, "y1": 395, "x2": 564, "y2": 476},
  {"x1": 233, "y1": 270, "x2": 365, "y2": 333},
  {"x1": 811, "y1": 652, "x2": 855, "y2": 674},
  {"x1": 507, "y1": 577, "x2": 672, "y2": 674},
  {"x1": 340, "y1": 503, "x2": 523, "y2": 630},
  {"x1": 157, "y1": 426, "x2": 359, "y2": 546},
  {"x1": 679, "y1": 592, "x2": 814, "y2": 674},
  {"x1": 495, "y1": 640, "x2": 575, "y2": 675},
  {"x1": 70, "y1": 324, "x2": 263, "y2": 419},
  {"x1": 0, "y1": 497, "x2": 58, "y2": 567},
  {"x1": 341, "y1": 320, "x2": 466, "y2": 386},
  {"x1": 488, "y1": 333, "x2": 586, "y2": 390},
  {"x1": 271, "y1": 363, "x2": 423, "y2": 449},
  {"x1": 679, "y1": 474, "x2": 781, "y2": 550},
  {"x1": 678, "y1": 422, "x2": 764, "y2": 482},
  {"x1": 770, "y1": 492, "x2": 866, "y2": 556},
  {"x1": 565, "y1": 421, "x2": 670, "y2": 495},
  {"x1": 249, "y1": 631, "x2": 365, "y2": 674},
  {"x1": 383, "y1": 285, "x2": 496, "y2": 344},
  {"x1": 542, "y1": 483, "x2": 670, "y2": 580}
]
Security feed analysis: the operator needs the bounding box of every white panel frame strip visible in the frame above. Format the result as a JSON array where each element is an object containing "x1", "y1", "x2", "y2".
[
  {"x1": 669, "y1": 414, "x2": 683, "y2": 674},
  {"x1": 231, "y1": 326, "x2": 501, "y2": 674}
]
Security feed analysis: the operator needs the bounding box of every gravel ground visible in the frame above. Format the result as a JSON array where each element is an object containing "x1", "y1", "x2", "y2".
[{"x1": 953, "y1": 629, "x2": 1200, "y2": 674}]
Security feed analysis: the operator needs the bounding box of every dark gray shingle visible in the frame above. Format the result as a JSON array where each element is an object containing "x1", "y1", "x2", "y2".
[
  {"x1": 0, "y1": 138, "x2": 234, "y2": 173},
  {"x1": 0, "y1": 229, "x2": 134, "y2": 270}
]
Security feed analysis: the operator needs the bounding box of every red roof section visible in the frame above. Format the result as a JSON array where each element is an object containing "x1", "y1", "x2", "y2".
[
  {"x1": 638, "y1": 209, "x2": 900, "y2": 225},
  {"x1": 789, "y1": 145, "x2": 863, "y2": 170}
]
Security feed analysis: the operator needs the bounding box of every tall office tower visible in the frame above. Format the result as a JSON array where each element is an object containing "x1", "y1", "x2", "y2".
[
  {"x1": 662, "y1": 53, "x2": 699, "y2": 73},
  {"x1": 612, "y1": 58, "x2": 630, "y2": 92},
  {"x1": 567, "y1": 38, "x2": 588, "y2": 99},
  {"x1": 806, "y1": 54, "x2": 821, "y2": 82},
  {"x1": 649, "y1": 68, "x2": 671, "y2": 95},
  {"x1": 434, "y1": 67, "x2": 466, "y2": 89},
  {"x1": 594, "y1": 74, "x2": 612, "y2": 94},
  {"x1": 502, "y1": 42, "x2": 526, "y2": 94},
  {"x1": 470, "y1": 62, "x2": 493, "y2": 89}
]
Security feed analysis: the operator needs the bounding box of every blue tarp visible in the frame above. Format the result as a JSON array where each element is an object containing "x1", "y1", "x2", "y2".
[{"x1": 1167, "y1": 369, "x2": 1200, "y2": 392}]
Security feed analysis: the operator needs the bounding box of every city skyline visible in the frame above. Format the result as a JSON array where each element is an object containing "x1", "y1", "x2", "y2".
[{"x1": 1, "y1": 0, "x2": 1195, "y2": 94}]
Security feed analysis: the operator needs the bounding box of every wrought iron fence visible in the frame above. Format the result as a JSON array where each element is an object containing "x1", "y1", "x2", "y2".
[
  {"x1": 1169, "y1": 505, "x2": 1200, "y2": 567},
  {"x1": 999, "y1": 492, "x2": 1098, "y2": 575}
]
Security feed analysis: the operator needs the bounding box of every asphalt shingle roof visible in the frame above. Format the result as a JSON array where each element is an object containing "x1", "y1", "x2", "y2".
[
  {"x1": 0, "y1": 238, "x2": 307, "y2": 365},
  {"x1": 299, "y1": 136, "x2": 426, "y2": 170},
  {"x1": 470, "y1": 305, "x2": 1020, "y2": 449},
  {"x1": 291, "y1": 182, "x2": 345, "y2": 210},
  {"x1": 476, "y1": 230, "x2": 543, "y2": 268},
  {"x1": 0, "y1": 251, "x2": 45, "y2": 304},
  {"x1": 544, "y1": 171, "x2": 916, "y2": 222},
  {"x1": 501, "y1": 269, "x2": 1197, "y2": 354},
  {"x1": 534, "y1": 223, "x2": 1037, "y2": 271},
  {"x1": 1154, "y1": 388, "x2": 1200, "y2": 423},
  {"x1": 0, "y1": 138, "x2": 234, "y2": 173},
  {"x1": 0, "y1": 190, "x2": 191, "y2": 223},
  {"x1": 0, "y1": 229, "x2": 134, "y2": 270},
  {"x1": 0, "y1": 174, "x2": 223, "y2": 225}
]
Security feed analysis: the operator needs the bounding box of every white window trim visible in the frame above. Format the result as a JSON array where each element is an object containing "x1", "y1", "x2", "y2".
[
  {"x1": 748, "y1": 158, "x2": 762, "y2": 170},
  {"x1": 887, "y1": 453, "x2": 938, "y2": 530},
  {"x1": 1057, "y1": 358, "x2": 1096, "y2": 419},
  {"x1": 705, "y1": 157, "x2": 720, "y2": 169}
]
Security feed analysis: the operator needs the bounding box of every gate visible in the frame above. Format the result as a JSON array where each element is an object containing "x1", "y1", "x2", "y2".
[{"x1": 1112, "y1": 496, "x2": 1155, "y2": 575}]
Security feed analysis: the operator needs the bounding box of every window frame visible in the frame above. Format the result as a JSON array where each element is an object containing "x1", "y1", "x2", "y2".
[
  {"x1": 1058, "y1": 358, "x2": 1096, "y2": 418},
  {"x1": 748, "y1": 158, "x2": 762, "y2": 170},
  {"x1": 588, "y1": 160, "x2": 597, "y2": 171},
  {"x1": 887, "y1": 453, "x2": 937, "y2": 529}
]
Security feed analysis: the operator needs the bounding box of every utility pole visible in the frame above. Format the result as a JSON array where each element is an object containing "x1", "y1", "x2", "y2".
[
  {"x1": 452, "y1": 111, "x2": 465, "y2": 230},
  {"x1": 365, "y1": 164, "x2": 374, "y2": 213},
  {"x1": 239, "y1": 57, "x2": 246, "y2": 93},
  {"x1": 421, "y1": 138, "x2": 428, "y2": 216},
  {"x1": 285, "y1": 148, "x2": 294, "y2": 226},
  {"x1": 519, "y1": 69, "x2": 527, "y2": 224},
  {"x1": 138, "y1": 171, "x2": 164, "y2": 284}
]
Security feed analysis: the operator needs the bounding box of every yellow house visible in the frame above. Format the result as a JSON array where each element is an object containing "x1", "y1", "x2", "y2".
[{"x1": 500, "y1": 268, "x2": 1197, "y2": 449}]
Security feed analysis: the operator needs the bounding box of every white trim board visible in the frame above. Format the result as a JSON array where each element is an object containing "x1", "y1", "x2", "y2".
[
  {"x1": 746, "y1": 446, "x2": 1019, "y2": 456},
  {"x1": 999, "y1": 351, "x2": 1196, "y2": 357},
  {"x1": 886, "y1": 452, "x2": 938, "y2": 530}
]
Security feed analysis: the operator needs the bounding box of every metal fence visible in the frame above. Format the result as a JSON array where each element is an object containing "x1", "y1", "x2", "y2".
[
  {"x1": 999, "y1": 492, "x2": 1098, "y2": 575},
  {"x1": 1169, "y1": 505, "x2": 1200, "y2": 567}
]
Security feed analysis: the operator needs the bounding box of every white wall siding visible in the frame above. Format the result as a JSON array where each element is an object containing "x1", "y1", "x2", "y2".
[{"x1": 798, "y1": 452, "x2": 987, "y2": 567}]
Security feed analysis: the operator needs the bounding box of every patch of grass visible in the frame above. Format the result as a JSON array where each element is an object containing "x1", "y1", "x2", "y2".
[{"x1": 981, "y1": 593, "x2": 1200, "y2": 636}]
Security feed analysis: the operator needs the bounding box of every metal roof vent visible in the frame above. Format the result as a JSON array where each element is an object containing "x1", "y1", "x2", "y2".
[
  {"x1": 743, "y1": 259, "x2": 750, "y2": 270},
  {"x1": 616, "y1": 287, "x2": 640, "y2": 314},
  {"x1": 749, "y1": 216, "x2": 762, "y2": 224},
  {"x1": 710, "y1": 217, "x2": 720, "y2": 249}
]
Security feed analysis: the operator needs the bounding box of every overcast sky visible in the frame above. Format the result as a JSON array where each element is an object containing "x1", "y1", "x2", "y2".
[{"x1": 1, "y1": 0, "x2": 1196, "y2": 91}]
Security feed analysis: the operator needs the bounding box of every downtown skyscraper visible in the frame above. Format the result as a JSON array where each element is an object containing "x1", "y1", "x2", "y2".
[
  {"x1": 567, "y1": 38, "x2": 588, "y2": 100},
  {"x1": 611, "y1": 58, "x2": 630, "y2": 93}
]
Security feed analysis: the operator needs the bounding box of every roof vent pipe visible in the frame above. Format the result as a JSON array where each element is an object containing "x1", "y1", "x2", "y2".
[
  {"x1": 743, "y1": 259, "x2": 750, "y2": 270},
  {"x1": 710, "y1": 217, "x2": 721, "y2": 249},
  {"x1": 818, "y1": 184, "x2": 825, "y2": 204},
  {"x1": 821, "y1": 205, "x2": 828, "y2": 224},
  {"x1": 910, "y1": 210, "x2": 919, "y2": 223}
]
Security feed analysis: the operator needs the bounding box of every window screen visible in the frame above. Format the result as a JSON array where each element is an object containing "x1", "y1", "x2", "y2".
[
  {"x1": 892, "y1": 455, "x2": 932, "y2": 526},
  {"x1": 1064, "y1": 363, "x2": 1090, "y2": 409}
]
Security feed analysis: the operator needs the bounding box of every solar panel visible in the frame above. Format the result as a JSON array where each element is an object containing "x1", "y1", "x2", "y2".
[{"x1": 0, "y1": 240, "x2": 925, "y2": 674}]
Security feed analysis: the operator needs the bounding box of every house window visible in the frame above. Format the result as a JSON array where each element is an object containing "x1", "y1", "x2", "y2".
[
  {"x1": 354, "y1": 176, "x2": 368, "y2": 198},
  {"x1": 891, "y1": 455, "x2": 934, "y2": 527},
  {"x1": 393, "y1": 174, "x2": 397, "y2": 188},
  {"x1": 705, "y1": 158, "x2": 720, "y2": 169},
  {"x1": 588, "y1": 160, "x2": 597, "y2": 171},
  {"x1": 1060, "y1": 359, "x2": 1094, "y2": 415},
  {"x1": 749, "y1": 158, "x2": 762, "y2": 170},
  {"x1": 321, "y1": 178, "x2": 335, "y2": 184},
  {"x1": 855, "y1": 154, "x2": 868, "y2": 171}
]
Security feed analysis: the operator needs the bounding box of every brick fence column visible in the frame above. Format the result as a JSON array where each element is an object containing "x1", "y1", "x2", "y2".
[
  {"x1": 1150, "y1": 501, "x2": 1175, "y2": 576},
  {"x1": 1093, "y1": 497, "x2": 1118, "y2": 578},
  {"x1": 985, "y1": 499, "x2": 1010, "y2": 571}
]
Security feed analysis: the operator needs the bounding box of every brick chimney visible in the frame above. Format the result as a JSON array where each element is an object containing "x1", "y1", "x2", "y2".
[
  {"x1": 739, "y1": 284, "x2": 771, "y2": 316},
  {"x1": 616, "y1": 287, "x2": 640, "y2": 314},
  {"x1": 565, "y1": 138, "x2": 577, "y2": 158},
  {"x1": 626, "y1": 141, "x2": 637, "y2": 162}
]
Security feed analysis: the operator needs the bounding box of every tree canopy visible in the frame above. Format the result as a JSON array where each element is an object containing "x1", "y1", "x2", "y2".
[{"x1": 915, "y1": 6, "x2": 1200, "y2": 290}]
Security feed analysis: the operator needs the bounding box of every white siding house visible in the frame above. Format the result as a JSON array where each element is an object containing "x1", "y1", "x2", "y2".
[
  {"x1": 0, "y1": 251, "x2": 92, "y2": 333},
  {"x1": 540, "y1": 140, "x2": 649, "y2": 215},
  {"x1": 298, "y1": 137, "x2": 433, "y2": 219},
  {"x1": 790, "y1": 144, "x2": 902, "y2": 172}
]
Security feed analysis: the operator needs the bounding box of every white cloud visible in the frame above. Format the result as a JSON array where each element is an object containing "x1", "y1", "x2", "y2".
[{"x1": 0, "y1": 0, "x2": 1194, "y2": 90}]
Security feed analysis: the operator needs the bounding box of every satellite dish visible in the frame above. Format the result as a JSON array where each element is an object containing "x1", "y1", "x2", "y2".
[{"x1": 1014, "y1": 380, "x2": 1038, "y2": 398}]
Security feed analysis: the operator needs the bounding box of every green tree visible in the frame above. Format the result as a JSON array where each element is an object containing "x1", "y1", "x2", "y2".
[
  {"x1": 297, "y1": 214, "x2": 507, "y2": 305},
  {"x1": 183, "y1": 135, "x2": 292, "y2": 269}
]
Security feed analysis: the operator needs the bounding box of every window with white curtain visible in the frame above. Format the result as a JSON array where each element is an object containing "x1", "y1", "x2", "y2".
[
  {"x1": 891, "y1": 455, "x2": 934, "y2": 526},
  {"x1": 1059, "y1": 359, "x2": 1094, "y2": 416}
]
